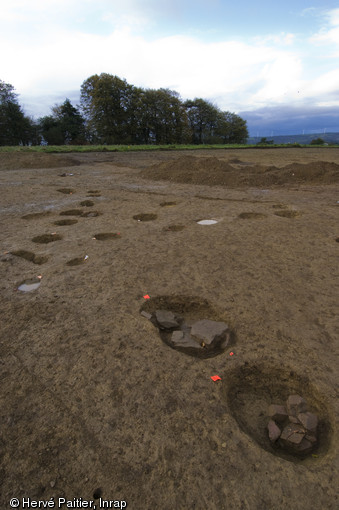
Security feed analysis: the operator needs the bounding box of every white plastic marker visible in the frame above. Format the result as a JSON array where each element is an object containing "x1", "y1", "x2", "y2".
[{"x1": 197, "y1": 219, "x2": 218, "y2": 225}]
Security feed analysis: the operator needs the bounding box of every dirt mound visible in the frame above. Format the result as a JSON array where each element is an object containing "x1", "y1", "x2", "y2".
[
  {"x1": 140, "y1": 156, "x2": 339, "y2": 187},
  {"x1": 0, "y1": 152, "x2": 80, "y2": 170}
]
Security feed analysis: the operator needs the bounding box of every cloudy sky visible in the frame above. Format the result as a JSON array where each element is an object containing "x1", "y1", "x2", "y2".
[{"x1": 1, "y1": 0, "x2": 339, "y2": 136}]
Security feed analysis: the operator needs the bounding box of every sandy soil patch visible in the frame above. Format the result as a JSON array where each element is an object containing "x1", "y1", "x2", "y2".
[{"x1": 0, "y1": 149, "x2": 338, "y2": 509}]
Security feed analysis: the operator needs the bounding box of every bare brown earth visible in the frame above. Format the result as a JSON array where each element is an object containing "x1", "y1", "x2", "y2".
[{"x1": 0, "y1": 148, "x2": 338, "y2": 510}]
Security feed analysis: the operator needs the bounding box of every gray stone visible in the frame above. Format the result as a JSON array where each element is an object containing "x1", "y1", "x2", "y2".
[
  {"x1": 297, "y1": 412, "x2": 318, "y2": 433},
  {"x1": 140, "y1": 311, "x2": 152, "y2": 320},
  {"x1": 190, "y1": 319, "x2": 230, "y2": 346},
  {"x1": 268, "y1": 404, "x2": 288, "y2": 423},
  {"x1": 280, "y1": 423, "x2": 305, "y2": 445},
  {"x1": 295, "y1": 438, "x2": 313, "y2": 454},
  {"x1": 267, "y1": 419, "x2": 281, "y2": 442},
  {"x1": 289, "y1": 415, "x2": 299, "y2": 424},
  {"x1": 305, "y1": 433, "x2": 317, "y2": 444},
  {"x1": 170, "y1": 330, "x2": 202, "y2": 350},
  {"x1": 286, "y1": 394, "x2": 308, "y2": 416},
  {"x1": 155, "y1": 310, "x2": 179, "y2": 329}
]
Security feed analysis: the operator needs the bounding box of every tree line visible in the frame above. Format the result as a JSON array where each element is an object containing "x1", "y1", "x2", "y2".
[{"x1": 0, "y1": 74, "x2": 248, "y2": 146}]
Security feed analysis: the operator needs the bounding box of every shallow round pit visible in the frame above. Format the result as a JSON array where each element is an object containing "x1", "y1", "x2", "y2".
[
  {"x1": 66, "y1": 256, "x2": 88, "y2": 266},
  {"x1": 160, "y1": 201, "x2": 176, "y2": 207},
  {"x1": 224, "y1": 363, "x2": 333, "y2": 464},
  {"x1": 81, "y1": 211, "x2": 102, "y2": 218},
  {"x1": 32, "y1": 233, "x2": 62, "y2": 244},
  {"x1": 11, "y1": 250, "x2": 48, "y2": 265},
  {"x1": 54, "y1": 219, "x2": 78, "y2": 226},
  {"x1": 93, "y1": 233, "x2": 121, "y2": 240},
  {"x1": 133, "y1": 213, "x2": 158, "y2": 222},
  {"x1": 80, "y1": 200, "x2": 94, "y2": 207},
  {"x1": 238, "y1": 212, "x2": 266, "y2": 219},
  {"x1": 57, "y1": 188, "x2": 74, "y2": 194},
  {"x1": 166, "y1": 225, "x2": 185, "y2": 232},
  {"x1": 59, "y1": 209, "x2": 83, "y2": 216},
  {"x1": 140, "y1": 294, "x2": 235, "y2": 358},
  {"x1": 274, "y1": 210, "x2": 300, "y2": 218}
]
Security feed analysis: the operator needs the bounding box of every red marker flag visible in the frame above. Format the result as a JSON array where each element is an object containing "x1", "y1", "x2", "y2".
[
  {"x1": 143, "y1": 294, "x2": 150, "y2": 299},
  {"x1": 211, "y1": 375, "x2": 222, "y2": 382}
]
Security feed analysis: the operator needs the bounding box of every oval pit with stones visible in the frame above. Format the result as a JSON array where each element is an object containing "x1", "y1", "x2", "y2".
[
  {"x1": 140, "y1": 295, "x2": 235, "y2": 358},
  {"x1": 224, "y1": 363, "x2": 333, "y2": 464}
]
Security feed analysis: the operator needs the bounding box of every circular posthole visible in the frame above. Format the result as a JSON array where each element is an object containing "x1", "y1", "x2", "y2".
[
  {"x1": 66, "y1": 256, "x2": 88, "y2": 266},
  {"x1": 166, "y1": 224, "x2": 185, "y2": 232},
  {"x1": 81, "y1": 210, "x2": 102, "y2": 218},
  {"x1": 93, "y1": 233, "x2": 120, "y2": 240},
  {"x1": 272, "y1": 204, "x2": 288, "y2": 209},
  {"x1": 59, "y1": 209, "x2": 83, "y2": 216},
  {"x1": 57, "y1": 188, "x2": 74, "y2": 194},
  {"x1": 54, "y1": 219, "x2": 78, "y2": 226},
  {"x1": 160, "y1": 201, "x2": 176, "y2": 207},
  {"x1": 133, "y1": 213, "x2": 157, "y2": 222},
  {"x1": 11, "y1": 250, "x2": 48, "y2": 265},
  {"x1": 80, "y1": 200, "x2": 94, "y2": 207},
  {"x1": 336, "y1": 238, "x2": 339, "y2": 243},
  {"x1": 224, "y1": 363, "x2": 333, "y2": 464},
  {"x1": 238, "y1": 212, "x2": 266, "y2": 219},
  {"x1": 32, "y1": 233, "x2": 62, "y2": 244},
  {"x1": 140, "y1": 294, "x2": 235, "y2": 358},
  {"x1": 274, "y1": 210, "x2": 300, "y2": 218}
]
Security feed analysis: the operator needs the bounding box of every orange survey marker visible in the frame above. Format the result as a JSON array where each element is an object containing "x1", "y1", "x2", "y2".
[{"x1": 211, "y1": 375, "x2": 222, "y2": 382}]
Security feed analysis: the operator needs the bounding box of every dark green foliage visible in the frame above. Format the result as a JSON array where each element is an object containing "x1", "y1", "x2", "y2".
[
  {"x1": 39, "y1": 98, "x2": 85, "y2": 145},
  {"x1": 0, "y1": 80, "x2": 36, "y2": 145},
  {"x1": 310, "y1": 137, "x2": 325, "y2": 145},
  {"x1": 80, "y1": 74, "x2": 248, "y2": 145},
  {"x1": 257, "y1": 137, "x2": 274, "y2": 145}
]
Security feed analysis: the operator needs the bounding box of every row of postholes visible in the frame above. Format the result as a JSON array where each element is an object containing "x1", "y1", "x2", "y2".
[{"x1": 10, "y1": 189, "x2": 334, "y2": 463}]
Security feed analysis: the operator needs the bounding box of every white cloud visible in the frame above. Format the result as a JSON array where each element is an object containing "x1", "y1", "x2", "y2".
[{"x1": 309, "y1": 7, "x2": 339, "y2": 50}]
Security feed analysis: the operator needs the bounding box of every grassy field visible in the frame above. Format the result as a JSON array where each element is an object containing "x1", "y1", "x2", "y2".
[{"x1": 1, "y1": 142, "x2": 336, "y2": 153}]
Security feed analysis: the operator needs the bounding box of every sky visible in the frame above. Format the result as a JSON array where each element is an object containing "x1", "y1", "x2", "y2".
[{"x1": 1, "y1": 0, "x2": 339, "y2": 136}]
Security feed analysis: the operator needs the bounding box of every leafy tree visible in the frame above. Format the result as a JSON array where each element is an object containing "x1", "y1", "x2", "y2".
[
  {"x1": 39, "y1": 99, "x2": 85, "y2": 145},
  {"x1": 310, "y1": 137, "x2": 325, "y2": 145},
  {"x1": 257, "y1": 137, "x2": 274, "y2": 145},
  {"x1": 0, "y1": 80, "x2": 34, "y2": 145},
  {"x1": 216, "y1": 111, "x2": 248, "y2": 144},
  {"x1": 184, "y1": 98, "x2": 220, "y2": 144},
  {"x1": 80, "y1": 73, "x2": 135, "y2": 144},
  {"x1": 137, "y1": 88, "x2": 190, "y2": 144}
]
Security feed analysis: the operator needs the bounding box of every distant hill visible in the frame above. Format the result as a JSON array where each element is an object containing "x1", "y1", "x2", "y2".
[{"x1": 247, "y1": 132, "x2": 339, "y2": 145}]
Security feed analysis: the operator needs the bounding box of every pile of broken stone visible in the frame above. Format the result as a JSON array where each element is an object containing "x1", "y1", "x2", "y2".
[
  {"x1": 267, "y1": 394, "x2": 319, "y2": 456},
  {"x1": 141, "y1": 309, "x2": 231, "y2": 355}
]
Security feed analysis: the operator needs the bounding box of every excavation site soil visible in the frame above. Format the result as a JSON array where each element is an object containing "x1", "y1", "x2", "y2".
[{"x1": 0, "y1": 148, "x2": 338, "y2": 509}]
